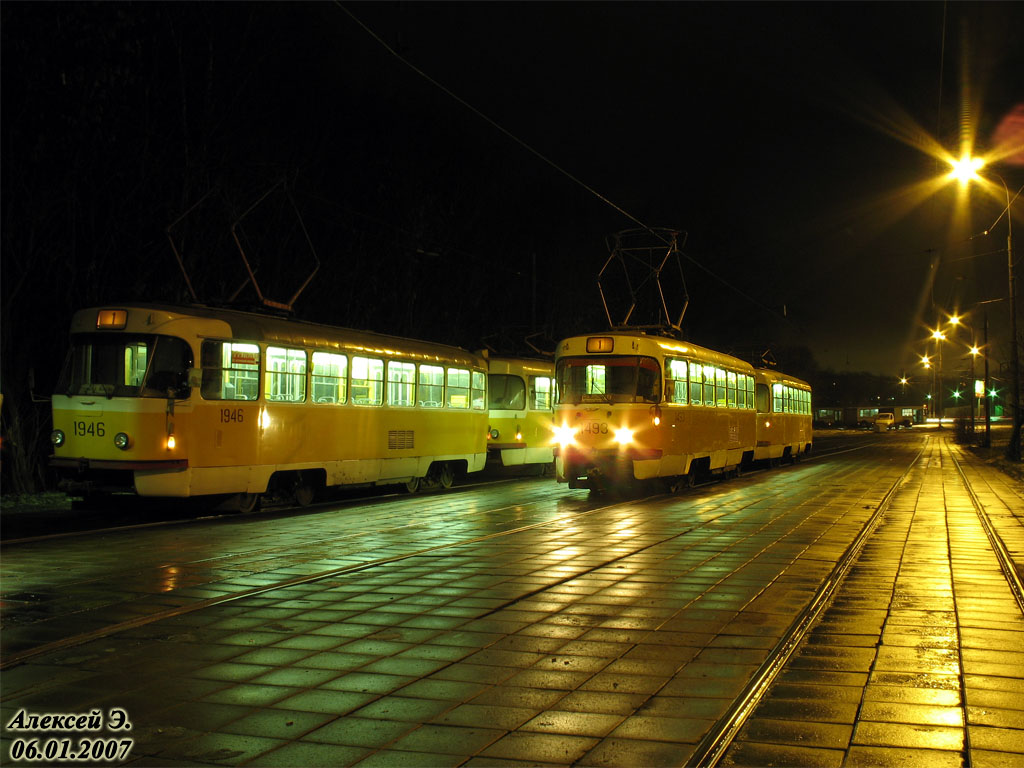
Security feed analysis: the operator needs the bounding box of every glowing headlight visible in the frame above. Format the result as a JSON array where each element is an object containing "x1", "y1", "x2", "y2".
[
  {"x1": 50, "y1": 429, "x2": 65, "y2": 447},
  {"x1": 515, "y1": 430, "x2": 523, "y2": 441},
  {"x1": 614, "y1": 427, "x2": 634, "y2": 445},
  {"x1": 553, "y1": 424, "x2": 575, "y2": 447},
  {"x1": 166, "y1": 434, "x2": 177, "y2": 450},
  {"x1": 113, "y1": 432, "x2": 130, "y2": 450}
]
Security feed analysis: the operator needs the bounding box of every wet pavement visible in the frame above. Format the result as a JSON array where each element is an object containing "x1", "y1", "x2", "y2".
[{"x1": 1, "y1": 431, "x2": 1021, "y2": 766}]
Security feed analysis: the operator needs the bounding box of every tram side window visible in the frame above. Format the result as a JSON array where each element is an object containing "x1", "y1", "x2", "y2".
[
  {"x1": 699, "y1": 365, "x2": 713, "y2": 407},
  {"x1": 746, "y1": 375, "x2": 755, "y2": 409},
  {"x1": 772, "y1": 383, "x2": 784, "y2": 412},
  {"x1": 689, "y1": 362, "x2": 702, "y2": 405},
  {"x1": 530, "y1": 376, "x2": 553, "y2": 411},
  {"x1": 201, "y1": 340, "x2": 259, "y2": 401},
  {"x1": 472, "y1": 371, "x2": 487, "y2": 410},
  {"x1": 447, "y1": 368, "x2": 470, "y2": 408},
  {"x1": 418, "y1": 365, "x2": 444, "y2": 407},
  {"x1": 737, "y1": 373, "x2": 747, "y2": 409},
  {"x1": 713, "y1": 368, "x2": 725, "y2": 408},
  {"x1": 726, "y1": 371, "x2": 737, "y2": 408},
  {"x1": 352, "y1": 356, "x2": 384, "y2": 405},
  {"x1": 312, "y1": 351, "x2": 347, "y2": 404},
  {"x1": 388, "y1": 361, "x2": 416, "y2": 407},
  {"x1": 666, "y1": 359, "x2": 688, "y2": 404},
  {"x1": 266, "y1": 347, "x2": 307, "y2": 402}
]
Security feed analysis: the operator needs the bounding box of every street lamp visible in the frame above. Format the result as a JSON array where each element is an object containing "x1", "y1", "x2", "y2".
[{"x1": 947, "y1": 159, "x2": 1021, "y2": 461}]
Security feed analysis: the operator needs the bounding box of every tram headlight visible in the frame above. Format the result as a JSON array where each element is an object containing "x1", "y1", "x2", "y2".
[
  {"x1": 166, "y1": 434, "x2": 177, "y2": 451},
  {"x1": 113, "y1": 432, "x2": 131, "y2": 450},
  {"x1": 50, "y1": 429, "x2": 65, "y2": 447},
  {"x1": 553, "y1": 424, "x2": 575, "y2": 447},
  {"x1": 489, "y1": 428, "x2": 499, "y2": 440},
  {"x1": 614, "y1": 427, "x2": 634, "y2": 445}
]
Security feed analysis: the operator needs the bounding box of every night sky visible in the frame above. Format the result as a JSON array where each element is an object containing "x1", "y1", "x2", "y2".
[{"x1": 3, "y1": 2, "x2": 1023, "y2": 400}]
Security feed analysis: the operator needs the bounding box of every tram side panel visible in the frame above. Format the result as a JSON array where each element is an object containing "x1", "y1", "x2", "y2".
[
  {"x1": 753, "y1": 369, "x2": 813, "y2": 463},
  {"x1": 51, "y1": 305, "x2": 488, "y2": 501}
]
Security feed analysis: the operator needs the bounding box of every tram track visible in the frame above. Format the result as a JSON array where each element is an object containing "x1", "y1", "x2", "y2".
[
  {"x1": 0, "y1": 439, "x2": 880, "y2": 673},
  {"x1": 950, "y1": 446, "x2": 1024, "y2": 615},
  {"x1": 1, "y1": 436, "x2": 873, "y2": 548},
  {"x1": 681, "y1": 437, "x2": 926, "y2": 767},
  {"x1": 0, "y1": 456, "x2": 840, "y2": 671},
  {"x1": 6, "y1": 436, "x2": 989, "y2": 767},
  {"x1": 0, "y1": 490, "x2": 660, "y2": 670}
]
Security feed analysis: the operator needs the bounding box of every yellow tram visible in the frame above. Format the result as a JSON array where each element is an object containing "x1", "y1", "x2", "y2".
[
  {"x1": 484, "y1": 355, "x2": 555, "y2": 470},
  {"x1": 50, "y1": 304, "x2": 488, "y2": 508},
  {"x1": 554, "y1": 331, "x2": 759, "y2": 490},
  {"x1": 754, "y1": 368, "x2": 813, "y2": 463}
]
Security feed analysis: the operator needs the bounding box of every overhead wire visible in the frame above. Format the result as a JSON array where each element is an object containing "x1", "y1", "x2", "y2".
[{"x1": 335, "y1": 3, "x2": 785, "y2": 321}]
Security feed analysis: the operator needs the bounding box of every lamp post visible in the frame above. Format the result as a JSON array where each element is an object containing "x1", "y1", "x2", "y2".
[
  {"x1": 931, "y1": 327, "x2": 946, "y2": 428},
  {"x1": 995, "y1": 177, "x2": 1021, "y2": 461},
  {"x1": 948, "y1": 159, "x2": 1020, "y2": 460}
]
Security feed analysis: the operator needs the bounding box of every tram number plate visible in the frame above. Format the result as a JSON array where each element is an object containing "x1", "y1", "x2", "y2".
[
  {"x1": 73, "y1": 420, "x2": 105, "y2": 437},
  {"x1": 580, "y1": 421, "x2": 608, "y2": 435},
  {"x1": 219, "y1": 408, "x2": 244, "y2": 423}
]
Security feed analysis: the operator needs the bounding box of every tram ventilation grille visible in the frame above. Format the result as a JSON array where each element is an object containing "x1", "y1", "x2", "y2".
[{"x1": 388, "y1": 430, "x2": 415, "y2": 449}]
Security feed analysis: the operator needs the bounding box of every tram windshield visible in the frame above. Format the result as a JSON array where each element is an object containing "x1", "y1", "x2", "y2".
[
  {"x1": 57, "y1": 333, "x2": 193, "y2": 399},
  {"x1": 488, "y1": 374, "x2": 526, "y2": 410},
  {"x1": 556, "y1": 355, "x2": 661, "y2": 405}
]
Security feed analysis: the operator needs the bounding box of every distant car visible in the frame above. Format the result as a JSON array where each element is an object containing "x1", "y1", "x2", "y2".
[{"x1": 875, "y1": 413, "x2": 895, "y2": 431}]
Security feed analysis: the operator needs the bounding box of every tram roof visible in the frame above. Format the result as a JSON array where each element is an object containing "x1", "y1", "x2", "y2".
[
  {"x1": 556, "y1": 331, "x2": 755, "y2": 372},
  {"x1": 70, "y1": 303, "x2": 485, "y2": 366}
]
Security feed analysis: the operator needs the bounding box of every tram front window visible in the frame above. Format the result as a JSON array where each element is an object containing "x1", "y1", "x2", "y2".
[
  {"x1": 556, "y1": 356, "x2": 660, "y2": 404},
  {"x1": 58, "y1": 334, "x2": 193, "y2": 399},
  {"x1": 488, "y1": 374, "x2": 526, "y2": 410}
]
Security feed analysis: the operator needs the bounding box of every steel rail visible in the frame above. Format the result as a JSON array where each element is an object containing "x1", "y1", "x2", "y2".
[
  {"x1": 683, "y1": 438, "x2": 928, "y2": 768},
  {"x1": 0, "y1": 489, "x2": 679, "y2": 671},
  {"x1": 0, "y1": 438, "x2": 874, "y2": 671},
  {"x1": 949, "y1": 445, "x2": 1024, "y2": 616}
]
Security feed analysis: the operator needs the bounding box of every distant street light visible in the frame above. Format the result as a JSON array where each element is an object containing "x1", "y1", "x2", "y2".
[{"x1": 946, "y1": 158, "x2": 1021, "y2": 461}]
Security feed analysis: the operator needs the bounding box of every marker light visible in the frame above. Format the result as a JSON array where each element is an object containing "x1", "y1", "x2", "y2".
[
  {"x1": 650, "y1": 405, "x2": 662, "y2": 426},
  {"x1": 764, "y1": 421, "x2": 771, "y2": 429},
  {"x1": 553, "y1": 424, "x2": 575, "y2": 447},
  {"x1": 113, "y1": 432, "x2": 130, "y2": 450},
  {"x1": 489, "y1": 428, "x2": 499, "y2": 440},
  {"x1": 50, "y1": 429, "x2": 65, "y2": 447},
  {"x1": 515, "y1": 429, "x2": 523, "y2": 441},
  {"x1": 166, "y1": 434, "x2": 177, "y2": 450},
  {"x1": 613, "y1": 427, "x2": 634, "y2": 445},
  {"x1": 96, "y1": 309, "x2": 127, "y2": 329}
]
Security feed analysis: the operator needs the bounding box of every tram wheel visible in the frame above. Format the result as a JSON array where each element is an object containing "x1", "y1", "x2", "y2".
[
  {"x1": 437, "y1": 463, "x2": 455, "y2": 489},
  {"x1": 237, "y1": 493, "x2": 260, "y2": 513},
  {"x1": 404, "y1": 477, "x2": 421, "y2": 494},
  {"x1": 294, "y1": 483, "x2": 315, "y2": 507}
]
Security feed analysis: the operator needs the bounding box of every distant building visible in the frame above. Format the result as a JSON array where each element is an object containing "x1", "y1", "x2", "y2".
[{"x1": 814, "y1": 405, "x2": 924, "y2": 429}]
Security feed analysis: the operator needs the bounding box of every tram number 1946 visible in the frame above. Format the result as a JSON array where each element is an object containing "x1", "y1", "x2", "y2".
[
  {"x1": 73, "y1": 421, "x2": 105, "y2": 437},
  {"x1": 219, "y1": 408, "x2": 244, "y2": 423}
]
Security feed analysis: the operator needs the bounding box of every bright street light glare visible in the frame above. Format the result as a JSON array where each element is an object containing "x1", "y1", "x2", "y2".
[{"x1": 948, "y1": 155, "x2": 985, "y2": 186}]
